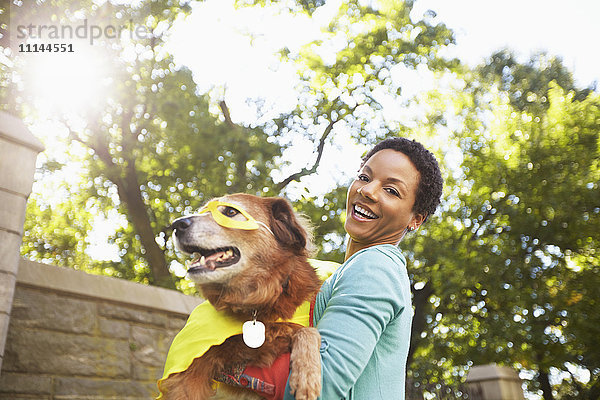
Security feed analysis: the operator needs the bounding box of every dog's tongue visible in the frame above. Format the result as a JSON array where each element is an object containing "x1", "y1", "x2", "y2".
[
  {"x1": 204, "y1": 251, "x2": 225, "y2": 269},
  {"x1": 206, "y1": 250, "x2": 234, "y2": 269},
  {"x1": 189, "y1": 249, "x2": 236, "y2": 271}
]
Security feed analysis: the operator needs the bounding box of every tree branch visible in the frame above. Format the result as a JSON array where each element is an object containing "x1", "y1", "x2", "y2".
[
  {"x1": 219, "y1": 100, "x2": 237, "y2": 130},
  {"x1": 407, "y1": 280, "x2": 435, "y2": 365},
  {"x1": 275, "y1": 109, "x2": 351, "y2": 192},
  {"x1": 566, "y1": 368, "x2": 584, "y2": 394},
  {"x1": 218, "y1": 100, "x2": 250, "y2": 192},
  {"x1": 588, "y1": 375, "x2": 600, "y2": 399},
  {"x1": 68, "y1": 112, "x2": 173, "y2": 288},
  {"x1": 64, "y1": 123, "x2": 116, "y2": 171}
]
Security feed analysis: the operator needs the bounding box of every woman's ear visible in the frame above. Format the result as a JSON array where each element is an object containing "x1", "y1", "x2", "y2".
[
  {"x1": 410, "y1": 213, "x2": 427, "y2": 231},
  {"x1": 267, "y1": 197, "x2": 307, "y2": 252}
]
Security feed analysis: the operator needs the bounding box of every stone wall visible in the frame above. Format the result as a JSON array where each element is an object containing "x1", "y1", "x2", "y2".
[
  {"x1": 0, "y1": 111, "x2": 44, "y2": 375},
  {"x1": 0, "y1": 259, "x2": 203, "y2": 400}
]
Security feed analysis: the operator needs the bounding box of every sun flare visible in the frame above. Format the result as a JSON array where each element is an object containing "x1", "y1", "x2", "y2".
[{"x1": 20, "y1": 41, "x2": 113, "y2": 117}]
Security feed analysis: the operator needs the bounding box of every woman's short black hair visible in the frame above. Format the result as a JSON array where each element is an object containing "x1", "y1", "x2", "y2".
[{"x1": 362, "y1": 137, "x2": 443, "y2": 221}]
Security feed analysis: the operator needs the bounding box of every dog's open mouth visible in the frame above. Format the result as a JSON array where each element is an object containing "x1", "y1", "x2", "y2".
[{"x1": 184, "y1": 246, "x2": 241, "y2": 273}]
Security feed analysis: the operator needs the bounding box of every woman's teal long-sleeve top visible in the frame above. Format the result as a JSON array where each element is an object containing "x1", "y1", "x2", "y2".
[{"x1": 284, "y1": 244, "x2": 413, "y2": 400}]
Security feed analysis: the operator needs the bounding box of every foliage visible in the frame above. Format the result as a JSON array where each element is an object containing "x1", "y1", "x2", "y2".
[
  {"x1": 253, "y1": 0, "x2": 458, "y2": 260},
  {"x1": 5, "y1": 0, "x2": 281, "y2": 289},
  {"x1": 21, "y1": 195, "x2": 94, "y2": 269},
  {"x1": 477, "y1": 50, "x2": 595, "y2": 115},
  {"x1": 404, "y1": 55, "x2": 600, "y2": 399},
  {"x1": 6, "y1": 0, "x2": 457, "y2": 287}
]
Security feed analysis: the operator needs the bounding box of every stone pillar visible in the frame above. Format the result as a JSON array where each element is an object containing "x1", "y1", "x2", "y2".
[
  {"x1": 0, "y1": 111, "x2": 44, "y2": 375},
  {"x1": 465, "y1": 364, "x2": 525, "y2": 400}
]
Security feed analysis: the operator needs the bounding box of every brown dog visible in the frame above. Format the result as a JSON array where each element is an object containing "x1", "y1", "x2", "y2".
[{"x1": 159, "y1": 193, "x2": 322, "y2": 400}]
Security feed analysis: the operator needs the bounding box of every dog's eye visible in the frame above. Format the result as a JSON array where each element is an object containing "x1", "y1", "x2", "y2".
[{"x1": 222, "y1": 206, "x2": 240, "y2": 218}]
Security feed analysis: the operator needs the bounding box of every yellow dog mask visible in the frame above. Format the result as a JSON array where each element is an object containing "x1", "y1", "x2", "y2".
[{"x1": 198, "y1": 200, "x2": 274, "y2": 234}]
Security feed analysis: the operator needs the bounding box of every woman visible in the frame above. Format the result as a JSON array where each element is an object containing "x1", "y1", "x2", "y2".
[{"x1": 246, "y1": 137, "x2": 443, "y2": 400}]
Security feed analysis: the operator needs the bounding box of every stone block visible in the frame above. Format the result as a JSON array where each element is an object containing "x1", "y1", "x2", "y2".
[
  {"x1": 98, "y1": 316, "x2": 130, "y2": 340},
  {"x1": 0, "y1": 191, "x2": 27, "y2": 235},
  {"x1": 0, "y1": 139, "x2": 39, "y2": 196},
  {"x1": 98, "y1": 302, "x2": 168, "y2": 327},
  {"x1": 17, "y1": 259, "x2": 202, "y2": 316},
  {"x1": 465, "y1": 364, "x2": 525, "y2": 400},
  {"x1": 0, "y1": 111, "x2": 44, "y2": 153},
  {"x1": 131, "y1": 325, "x2": 171, "y2": 367},
  {"x1": 0, "y1": 372, "x2": 52, "y2": 394},
  {"x1": 167, "y1": 315, "x2": 188, "y2": 331},
  {"x1": 133, "y1": 361, "x2": 165, "y2": 382},
  {"x1": 53, "y1": 376, "x2": 158, "y2": 398},
  {"x1": 0, "y1": 273, "x2": 16, "y2": 314},
  {"x1": 0, "y1": 313, "x2": 9, "y2": 359},
  {"x1": 3, "y1": 329, "x2": 130, "y2": 378},
  {"x1": 10, "y1": 287, "x2": 96, "y2": 334},
  {"x1": 130, "y1": 325, "x2": 173, "y2": 382},
  {"x1": 0, "y1": 230, "x2": 22, "y2": 276}
]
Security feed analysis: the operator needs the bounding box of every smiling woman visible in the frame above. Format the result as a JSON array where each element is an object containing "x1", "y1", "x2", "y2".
[
  {"x1": 197, "y1": 138, "x2": 445, "y2": 400},
  {"x1": 344, "y1": 149, "x2": 425, "y2": 257}
]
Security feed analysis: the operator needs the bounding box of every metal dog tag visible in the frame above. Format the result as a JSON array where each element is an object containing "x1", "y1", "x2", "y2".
[{"x1": 242, "y1": 320, "x2": 265, "y2": 348}]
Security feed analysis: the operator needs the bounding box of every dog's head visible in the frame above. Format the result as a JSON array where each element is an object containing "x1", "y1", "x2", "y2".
[{"x1": 171, "y1": 193, "x2": 312, "y2": 285}]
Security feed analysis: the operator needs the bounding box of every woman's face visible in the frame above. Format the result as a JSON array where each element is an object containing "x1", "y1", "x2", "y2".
[{"x1": 345, "y1": 149, "x2": 424, "y2": 248}]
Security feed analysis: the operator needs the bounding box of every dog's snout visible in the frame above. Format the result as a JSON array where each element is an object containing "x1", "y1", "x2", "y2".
[{"x1": 172, "y1": 217, "x2": 193, "y2": 236}]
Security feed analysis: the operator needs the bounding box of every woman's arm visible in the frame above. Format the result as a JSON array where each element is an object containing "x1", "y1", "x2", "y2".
[{"x1": 286, "y1": 249, "x2": 408, "y2": 399}]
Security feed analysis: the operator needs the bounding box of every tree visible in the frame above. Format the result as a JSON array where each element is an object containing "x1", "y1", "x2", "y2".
[
  {"x1": 4, "y1": 0, "x2": 292, "y2": 289},
  {"x1": 8, "y1": 0, "x2": 458, "y2": 291},
  {"x1": 404, "y1": 53, "x2": 600, "y2": 399},
  {"x1": 247, "y1": 0, "x2": 458, "y2": 259},
  {"x1": 477, "y1": 49, "x2": 595, "y2": 115}
]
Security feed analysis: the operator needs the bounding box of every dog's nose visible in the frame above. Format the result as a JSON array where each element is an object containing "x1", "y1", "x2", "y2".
[{"x1": 171, "y1": 217, "x2": 193, "y2": 235}]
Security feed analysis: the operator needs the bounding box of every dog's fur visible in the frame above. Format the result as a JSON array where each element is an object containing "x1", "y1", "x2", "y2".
[{"x1": 159, "y1": 194, "x2": 322, "y2": 400}]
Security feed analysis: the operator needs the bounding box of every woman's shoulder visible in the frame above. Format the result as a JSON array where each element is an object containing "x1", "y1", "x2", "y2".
[
  {"x1": 331, "y1": 245, "x2": 411, "y2": 312},
  {"x1": 347, "y1": 244, "x2": 406, "y2": 268},
  {"x1": 333, "y1": 245, "x2": 408, "y2": 288}
]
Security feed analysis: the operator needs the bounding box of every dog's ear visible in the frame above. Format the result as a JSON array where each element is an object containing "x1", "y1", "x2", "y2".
[{"x1": 267, "y1": 197, "x2": 307, "y2": 252}]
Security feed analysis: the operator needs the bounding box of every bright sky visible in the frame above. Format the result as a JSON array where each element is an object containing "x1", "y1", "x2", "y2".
[{"x1": 412, "y1": 0, "x2": 600, "y2": 87}]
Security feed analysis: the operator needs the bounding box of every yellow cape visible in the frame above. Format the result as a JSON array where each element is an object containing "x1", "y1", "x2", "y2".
[{"x1": 157, "y1": 259, "x2": 340, "y2": 398}]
